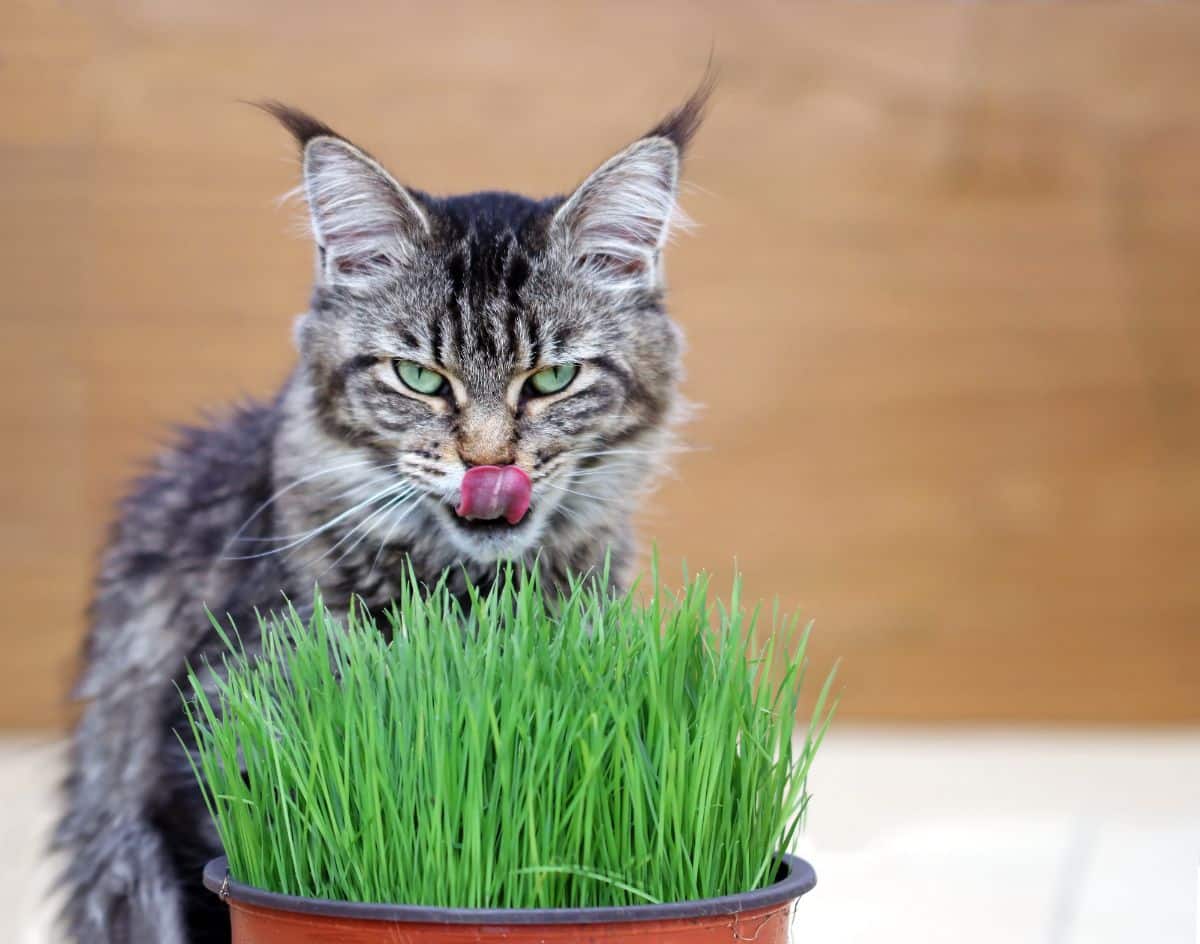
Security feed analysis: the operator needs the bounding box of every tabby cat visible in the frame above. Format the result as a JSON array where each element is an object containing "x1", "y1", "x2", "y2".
[{"x1": 54, "y1": 82, "x2": 709, "y2": 943}]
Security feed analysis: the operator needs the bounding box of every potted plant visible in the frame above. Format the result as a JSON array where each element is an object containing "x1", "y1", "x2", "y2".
[{"x1": 183, "y1": 565, "x2": 835, "y2": 943}]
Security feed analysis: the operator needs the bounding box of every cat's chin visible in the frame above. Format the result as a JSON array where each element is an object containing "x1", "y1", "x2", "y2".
[{"x1": 434, "y1": 502, "x2": 541, "y2": 563}]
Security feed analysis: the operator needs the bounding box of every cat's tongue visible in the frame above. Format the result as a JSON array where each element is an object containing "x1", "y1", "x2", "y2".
[{"x1": 456, "y1": 466, "x2": 532, "y2": 526}]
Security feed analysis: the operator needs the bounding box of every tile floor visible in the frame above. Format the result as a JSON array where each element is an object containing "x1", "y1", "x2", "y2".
[{"x1": 6, "y1": 727, "x2": 1198, "y2": 942}]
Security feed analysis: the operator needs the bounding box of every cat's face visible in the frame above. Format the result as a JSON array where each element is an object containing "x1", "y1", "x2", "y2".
[{"x1": 271, "y1": 94, "x2": 704, "y2": 564}]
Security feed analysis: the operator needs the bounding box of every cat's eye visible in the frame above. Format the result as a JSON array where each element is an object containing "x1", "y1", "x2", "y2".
[
  {"x1": 527, "y1": 364, "x2": 579, "y2": 397},
  {"x1": 394, "y1": 360, "x2": 447, "y2": 396}
]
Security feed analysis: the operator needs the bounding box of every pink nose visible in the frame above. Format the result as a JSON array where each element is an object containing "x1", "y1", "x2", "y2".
[{"x1": 455, "y1": 465, "x2": 532, "y2": 525}]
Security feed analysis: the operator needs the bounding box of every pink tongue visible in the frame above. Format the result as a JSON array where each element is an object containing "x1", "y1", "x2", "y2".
[{"x1": 456, "y1": 465, "x2": 532, "y2": 525}]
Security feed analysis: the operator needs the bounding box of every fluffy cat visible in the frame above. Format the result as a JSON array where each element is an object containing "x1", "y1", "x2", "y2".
[{"x1": 54, "y1": 81, "x2": 709, "y2": 943}]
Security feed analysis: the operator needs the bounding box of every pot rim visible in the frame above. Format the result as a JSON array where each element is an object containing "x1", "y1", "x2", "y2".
[{"x1": 203, "y1": 853, "x2": 815, "y2": 925}]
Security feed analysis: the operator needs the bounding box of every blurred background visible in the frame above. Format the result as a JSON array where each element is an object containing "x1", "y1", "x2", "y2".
[{"x1": 2, "y1": 1, "x2": 1198, "y2": 941}]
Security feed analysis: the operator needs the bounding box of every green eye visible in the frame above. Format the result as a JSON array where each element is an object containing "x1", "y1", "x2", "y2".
[
  {"x1": 528, "y1": 364, "x2": 579, "y2": 396},
  {"x1": 394, "y1": 360, "x2": 446, "y2": 396}
]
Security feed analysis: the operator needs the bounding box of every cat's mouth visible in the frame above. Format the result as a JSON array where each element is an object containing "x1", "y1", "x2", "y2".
[
  {"x1": 454, "y1": 465, "x2": 532, "y2": 525},
  {"x1": 441, "y1": 504, "x2": 534, "y2": 535},
  {"x1": 435, "y1": 464, "x2": 534, "y2": 540}
]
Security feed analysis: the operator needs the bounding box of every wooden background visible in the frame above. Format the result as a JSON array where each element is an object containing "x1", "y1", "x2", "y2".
[{"x1": 2, "y1": 1, "x2": 1198, "y2": 728}]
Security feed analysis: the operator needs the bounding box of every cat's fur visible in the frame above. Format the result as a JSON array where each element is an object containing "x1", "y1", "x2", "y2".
[{"x1": 53, "y1": 83, "x2": 709, "y2": 944}]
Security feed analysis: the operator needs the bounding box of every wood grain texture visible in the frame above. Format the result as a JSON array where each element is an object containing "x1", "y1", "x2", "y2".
[{"x1": 1, "y1": 1, "x2": 1197, "y2": 727}]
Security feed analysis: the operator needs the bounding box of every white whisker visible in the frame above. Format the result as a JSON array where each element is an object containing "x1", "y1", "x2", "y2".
[
  {"x1": 553, "y1": 501, "x2": 594, "y2": 532},
  {"x1": 223, "y1": 457, "x2": 383, "y2": 552},
  {"x1": 367, "y1": 495, "x2": 416, "y2": 581},
  {"x1": 572, "y1": 444, "x2": 701, "y2": 460},
  {"x1": 564, "y1": 463, "x2": 645, "y2": 482},
  {"x1": 234, "y1": 476, "x2": 397, "y2": 543},
  {"x1": 223, "y1": 481, "x2": 411, "y2": 561},
  {"x1": 541, "y1": 481, "x2": 619, "y2": 504},
  {"x1": 365, "y1": 482, "x2": 436, "y2": 580},
  {"x1": 317, "y1": 488, "x2": 424, "y2": 577}
]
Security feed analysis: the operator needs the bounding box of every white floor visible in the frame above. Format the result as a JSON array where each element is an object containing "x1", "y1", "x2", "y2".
[
  {"x1": 797, "y1": 728, "x2": 1200, "y2": 944},
  {"x1": 6, "y1": 728, "x2": 1198, "y2": 943}
]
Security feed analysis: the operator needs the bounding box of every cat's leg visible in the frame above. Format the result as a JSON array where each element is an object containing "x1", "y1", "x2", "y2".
[
  {"x1": 54, "y1": 582, "x2": 195, "y2": 944},
  {"x1": 55, "y1": 697, "x2": 187, "y2": 943}
]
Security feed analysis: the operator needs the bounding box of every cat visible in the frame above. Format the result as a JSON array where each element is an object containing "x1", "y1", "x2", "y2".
[{"x1": 53, "y1": 80, "x2": 710, "y2": 943}]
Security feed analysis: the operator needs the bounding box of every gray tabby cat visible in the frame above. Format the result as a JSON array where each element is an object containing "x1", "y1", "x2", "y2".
[{"x1": 53, "y1": 83, "x2": 709, "y2": 943}]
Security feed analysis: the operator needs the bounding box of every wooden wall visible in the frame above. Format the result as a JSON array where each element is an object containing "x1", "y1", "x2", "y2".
[{"x1": 2, "y1": 1, "x2": 1198, "y2": 727}]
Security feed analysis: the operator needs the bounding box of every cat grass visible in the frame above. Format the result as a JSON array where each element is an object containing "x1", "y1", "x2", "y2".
[{"x1": 181, "y1": 564, "x2": 835, "y2": 909}]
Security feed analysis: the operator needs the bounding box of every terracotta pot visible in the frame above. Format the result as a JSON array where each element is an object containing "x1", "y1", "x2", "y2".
[{"x1": 203, "y1": 854, "x2": 815, "y2": 943}]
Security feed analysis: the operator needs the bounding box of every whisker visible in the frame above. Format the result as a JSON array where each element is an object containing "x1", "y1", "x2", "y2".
[
  {"x1": 318, "y1": 488, "x2": 425, "y2": 578},
  {"x1": 222, "y1": 481, "x2": 411, "y2": 561},
  {"x1": 233, "y1": 476, "x2": 396, "y2": 543},
  {"x1": 565, "y1": 459, "x2": 682, "y2": 486},
  {"x1": 367, "y1": 496, "x2": 415, "y2": 581},
  {"x1": 541, "y1": 481, "x2": 620, "y2": 504},
  {"x1": 563, "y1": 462, "x2": 645, "y2": 481},
  {"x1": 361, "y1": 496, "x2": 430, "y2": 581},
  {"x1": 223, "y1": 457, "x2": 384, "y2": 551},
  {"x1": 366, "y1": 481, "x2": 437, "y2": 580},
  {"x1": 300, "y1": 494, "x2": 415, "y2": 576},
  {"x1": 572, "y1": 444, "x2": 703, "y2": 460},
  {"x1": 552, "y1": 500, "x2": 592, "y2": 532}
]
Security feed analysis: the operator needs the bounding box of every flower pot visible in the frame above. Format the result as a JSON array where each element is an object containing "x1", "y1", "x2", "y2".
[{"x1": 203, "y1": 853, "x2": 816, "y2": 943}]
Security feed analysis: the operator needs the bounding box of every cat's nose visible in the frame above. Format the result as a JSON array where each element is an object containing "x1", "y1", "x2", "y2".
[
  {"x1": 458, "y1": 405, "x2": 515, "y2": 467},
  {"x1": 460, "y1": 449, "x2": 516, "y2": 468}
]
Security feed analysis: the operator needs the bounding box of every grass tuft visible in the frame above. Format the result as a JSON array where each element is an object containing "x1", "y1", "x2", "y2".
[{"x1": 181, "y1": 564, "x2": 835, "y2": 908}]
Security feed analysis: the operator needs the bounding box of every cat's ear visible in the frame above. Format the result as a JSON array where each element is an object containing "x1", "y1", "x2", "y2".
[
  {"x1": 552, "y1": 79, "x2": 711, "y2": 292},
  {"x1": 258, "y1": 102, "x2": 430, "y2": 290}
]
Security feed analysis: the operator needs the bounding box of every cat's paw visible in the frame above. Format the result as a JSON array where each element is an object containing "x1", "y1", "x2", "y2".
[{"x1": 57, "y1": 821, "x2": 186, "y2": 944}]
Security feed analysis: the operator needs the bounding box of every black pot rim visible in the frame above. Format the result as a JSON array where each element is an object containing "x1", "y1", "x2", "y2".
[{"x1": 203, "y1": 853, "x2": 815, "y2": 925}]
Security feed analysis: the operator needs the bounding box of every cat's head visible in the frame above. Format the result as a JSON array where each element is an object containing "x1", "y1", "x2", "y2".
[{"x1": 268, "y1": 83, "x2": 708, "y2": 565}]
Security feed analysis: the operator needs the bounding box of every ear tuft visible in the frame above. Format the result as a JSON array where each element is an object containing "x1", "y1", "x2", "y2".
[
  {"x1": 255, "y1": 102, "x2": 429, "y2": 290},
  {"x1": 643, "y1": 68, "x2": 716, "y2": 158},
  {"x1": 252, "y1": 100, "x2": 345, "y2": 151},
  {"x1": 554, "y1": 73, "x2": 714, "y2": 291},
  {"x1": 554, "y1": 137, "x2": 681, "y2": 291}
]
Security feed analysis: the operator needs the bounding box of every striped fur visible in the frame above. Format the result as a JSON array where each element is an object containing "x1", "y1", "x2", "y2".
[{"x1": 55, "y1": 80, "x2": 711, "y2": 944}]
